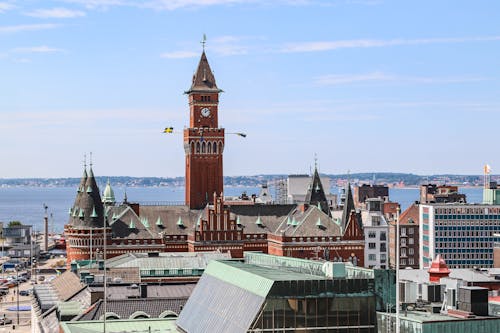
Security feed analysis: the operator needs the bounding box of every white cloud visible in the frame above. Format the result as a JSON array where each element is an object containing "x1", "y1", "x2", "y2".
[
  {"x1": 281, "y1": 36, "x2": 500, "y2": 53},
  {"x1": 0, "y1": 23, "x2": 60, "y2": 34},
  {"x1": 314, "y1": 72, "x2": 488, "y2": 85},
  {"x1": 0, "y1": 2, "x2": 15, "y2": 13},
  {"x1": 25, "y1": 7, "x2": 86, "y2": 18},
  {"x1": 13, "y1": 46, "x2": 66, "y2": 53}
]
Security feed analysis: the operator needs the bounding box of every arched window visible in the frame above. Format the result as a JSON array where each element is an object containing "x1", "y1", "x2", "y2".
[
  {"x1": 219, "y1": 142, "x2": 223, "y2": 153},
  {"x1": 196, "y1": 142, "x2": 200, "y2": 153},
  {"x1": 201, "y1": 142, "x2": 206, "y2": 153},
  {"x1": 207, "y1": 142, "x2": 212, "y2": 154},
  {"x1": 190, "y1": 141, "x2": 195, "y2": 154},
  {"x1": 213, "y1": 142, "x2": 217, "y2": 154}
]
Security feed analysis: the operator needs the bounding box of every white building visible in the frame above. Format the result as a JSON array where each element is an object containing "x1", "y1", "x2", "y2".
[{"x1": 361, "y1": 198, "x2": 389, "y2": 269}]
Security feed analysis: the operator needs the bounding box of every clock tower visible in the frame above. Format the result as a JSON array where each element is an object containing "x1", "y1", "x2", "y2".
[{"x1": 184, "y1": 51, "x2": 224, "y2": 209}]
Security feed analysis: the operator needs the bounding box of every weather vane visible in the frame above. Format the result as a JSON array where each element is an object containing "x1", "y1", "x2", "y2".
[{"x1": 201, "y1": 34, "x2": 207, "y2": 51}]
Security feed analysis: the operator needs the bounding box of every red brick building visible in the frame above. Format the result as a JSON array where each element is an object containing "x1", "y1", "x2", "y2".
[{"x1": 65, "y1": 51, "x2": 365, "y2": 265}]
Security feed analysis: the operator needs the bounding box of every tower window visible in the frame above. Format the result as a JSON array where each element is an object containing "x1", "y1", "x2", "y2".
[{"x1": 201, "y1": 95, "x2": 211, "y2": 102}]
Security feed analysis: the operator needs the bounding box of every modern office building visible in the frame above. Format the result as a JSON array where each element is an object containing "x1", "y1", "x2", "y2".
[{"x1": 419, "y1": 204, "x2": 500, "y2": 269}]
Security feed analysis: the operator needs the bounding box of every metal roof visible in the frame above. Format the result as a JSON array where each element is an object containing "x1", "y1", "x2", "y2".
[{"x1": 60, "y1": 318, "x2": 178, "y2": 333}]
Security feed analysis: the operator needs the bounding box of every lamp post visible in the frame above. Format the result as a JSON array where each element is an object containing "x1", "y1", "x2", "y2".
[
  {"x1": 16, "y1": 265, "x2": 19, "y2": 326},
  {"x1": 395, "y1": 207, "x2": 400, "y2": 333}
]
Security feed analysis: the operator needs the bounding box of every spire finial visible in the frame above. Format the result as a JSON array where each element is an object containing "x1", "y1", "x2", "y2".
[
  {"x1": 83, "y1": 153, "x2": 87, "y2": 169},
  {"x1": 314, "y1": 153, "x2": 318, "y2": 170},
  {"x1": 89, "y1": 152, "x2": 93, "y2": 169},
  {"x1": 347, "y1": 169, "x2": 351, "y2": 183},
  {"x1": 201, "y1": 33, "x2": 207, "y2": 51}
]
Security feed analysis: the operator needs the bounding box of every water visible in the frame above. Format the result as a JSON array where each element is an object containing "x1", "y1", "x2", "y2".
[{"x1": 0, "y1": 185, "x2": 484, "y2": 233}]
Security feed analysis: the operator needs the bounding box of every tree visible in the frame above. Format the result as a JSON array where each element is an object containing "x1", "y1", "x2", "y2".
[{"x1": 8, "y1": 221, "x2": 22, "y2": 227}]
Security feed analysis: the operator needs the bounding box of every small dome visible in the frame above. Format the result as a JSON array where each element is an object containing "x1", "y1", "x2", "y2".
[{"x1": 102, "y1": 179, "x2": 115, "y2": 205}]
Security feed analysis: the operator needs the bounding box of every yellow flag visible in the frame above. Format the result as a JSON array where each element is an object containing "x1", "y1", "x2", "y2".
[{"x1": 163, "y1": 127, "x2": 174, "y2": 133}]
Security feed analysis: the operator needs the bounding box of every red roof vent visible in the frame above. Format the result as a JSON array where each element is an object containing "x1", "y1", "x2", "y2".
[{"x1": 428, "y1": 254, "x2": 451, "y2": 283}]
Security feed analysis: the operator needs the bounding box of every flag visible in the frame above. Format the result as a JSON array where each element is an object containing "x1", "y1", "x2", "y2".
[
  {"x1": 236, "y1": 133, "x2": 247, "y2": 138},
  {"x1": 163, "y1": 127, "x2": 174, "y2": 133},
  {"x1": 484, "y1": 164, "x2": 492, "y2": 174}
]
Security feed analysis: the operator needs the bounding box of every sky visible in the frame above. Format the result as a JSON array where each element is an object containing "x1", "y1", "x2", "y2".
[{"x1": 1, "y1": 0, "x2": 500, "y2": 178}]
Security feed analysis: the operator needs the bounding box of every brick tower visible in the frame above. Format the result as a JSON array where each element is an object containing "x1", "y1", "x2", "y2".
[{"x1": 184, "y1": 51, "x2": 224, "y2": 209}]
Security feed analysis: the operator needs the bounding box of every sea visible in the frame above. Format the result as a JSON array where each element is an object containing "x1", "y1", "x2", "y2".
[{"x1": 0, "y1": 185, "x2": 484, "y2": 234}]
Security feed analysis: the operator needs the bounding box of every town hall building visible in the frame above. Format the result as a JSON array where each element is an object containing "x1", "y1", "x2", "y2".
[{"x1": 64, "y1": 50, "x2": 365, "y2": 266}]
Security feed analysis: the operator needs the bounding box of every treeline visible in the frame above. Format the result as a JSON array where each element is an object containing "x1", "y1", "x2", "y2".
[{"x1": 0, "y1": 173, "x2": 493, "y2": 188}]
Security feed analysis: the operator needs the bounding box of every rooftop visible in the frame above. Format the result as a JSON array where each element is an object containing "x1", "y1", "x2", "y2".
[{"x1": 60, "y1": 318, "x2": 178, "y2": 333}]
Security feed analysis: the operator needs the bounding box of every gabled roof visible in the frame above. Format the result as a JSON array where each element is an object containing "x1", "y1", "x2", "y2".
[
  {"x1": 398, "y1": 203, "x2": 419, "y2": 225},
  {"x1": 304, "y1": 167, "x2": 330, "y2": 216},
  {"x1": 185, "y1": 51, "x2": 221, "y2": 93}
]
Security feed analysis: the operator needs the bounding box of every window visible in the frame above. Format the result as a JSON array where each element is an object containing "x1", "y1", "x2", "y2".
[
  {"x1": 380, "y1": 254, "x2": 386, "y2": 263},
  {"x1": 401, "y1": 248, "x2": 406, "y2": 257},
  {"x1": 380, "y1": 232, "x2": 386, "y2": 241},
  {"x1": 408, "y1": 228, "x2": 414, "y2": 235},
  {"x1": 368, "y1": 254, "x2": 376, "y2": 261},
  {"x1": 400, "y1": 238, "x2": 406, "y2": 246},
  {"x1": 368, "y1": 243, "x2": 376, "y2": 249},
  {"x1": 401, "y1": 227, "x2": 407, "y2": 236},
  {"x1": 409, "y1": 258, "x2": 414, "y2": 265},
  {"x1": 409, "y1": 248, "x2": 414, "y2": 255},
  {"x1": 409, "y1": 238, "x2": 414, "y2": 245},
  {"x1": 401, "y1": 259, "x2": 407, "y2": 266},
  {"x1": 368, "y1": 232, "x2": 376, "y2": 238},
  {"x1": 380, "y1": 242, "x2": 386, "y2": 252}
]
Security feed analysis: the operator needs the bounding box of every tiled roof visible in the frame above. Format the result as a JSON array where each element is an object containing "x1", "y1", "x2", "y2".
[
  {"x1": 68, "y1": 167, "x2": 105, "y2": 228},
  {"x1": 398, "y1": 203, "x2": 419, "y2": 225},
  {"x1": 77, "y1": 297, "x2": 187, "y2": 321},
  {"x1": 186, "y1": 51, "x2": 220, "y2": 93}
]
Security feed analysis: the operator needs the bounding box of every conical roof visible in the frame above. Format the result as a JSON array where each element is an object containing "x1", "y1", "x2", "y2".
[
  {"x1": 304, "y1": 167, "x2": 330, "y2": 216},
  {"x1": 341, "y1": 182, "x2": 355, "y2": 232},
  {"x1": 185, "y1": 51, "x2": 221, "y2": 93},
  {"x1": 102, "y1": 179, "x2": 115, "y2": 205},
  {"x1": 68, "y1": 166, "x2": 106, "y2": 228}
]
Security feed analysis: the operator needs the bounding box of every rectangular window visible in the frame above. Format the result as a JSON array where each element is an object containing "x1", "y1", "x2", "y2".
[
  {"x1": 401, "y1": 227, "x2": 407, "y2": 236},
  {"x1": 409, "y1": 248, "x2": 414, "y2": 255},
  {"x1": 368, "y1": 232, "x2": 376, "y2": 238},
  {"x1": 409, "y1": 238, "x2": 414, "y2": 245},
  {"x1": 369, "y1": 242, "x2": 376, "y2": 249},
  {"x1": 409, "y1": 258, "x2": 414, "y2": 265},
  {"x1": 368, "y1": 254, "x2": 376, "y2": 261},
  {"x1": 380, "y1": 232, "x2": 386, "y2": 241},
  {"x1": 380, "y1": 242, "x2": 387, "y2": 252},
  {"x1": 408, "y1": 228, "x2": 414, "y2": 235}
]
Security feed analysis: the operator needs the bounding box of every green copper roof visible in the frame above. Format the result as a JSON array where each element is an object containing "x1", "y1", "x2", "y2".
[
  {"x1": 91, "y1": 207, "x2": 98, "y2": 218},
  {"x1": 79, "y1": 209, "x2": 84, "y2": 218},
  {"x1": 112, "y1": 213, "x2": 118, "y2": 220},
  {"x1": 102, "y1": 179, "x2": 115, "y2": 204},
  {"x1": 141, "y1": 217, "x2": 150, "y2": 228},
  {"x1": 86, "y1": 185, "x2": 92, "y2": 193},
  {"x1": 287, "y1": 216, "x2": 292, "y2": 225},
  {"x1": 177, "y1": 217, "x2": 184, "y2": 226},
  {"x1": 316, "y1": 217, "x2": 323, "y2": 227},
  {"x1": 60, "y1": 318, "x2": 178, "y2": 333},
  {"x1": 156, "y1": 216, "x2": 163, "y2": 226},
  {"x1": 129, "y1": 220, "x2": 135, "y2": 229},
  {"x1": 255, "y1": 216, "x2": 262, "y2": 225},
  {"x1": 236, "y1": 216, "x2": 241, "y2": 225},
  {"x1": 68, "y1": 208, "x2": 72, "y2": 216},
  {"x1": 291, "y1": 217, "x2": 298, "y2": 227},
  {"x1": 72, "y1": 208, "x2": 78, "y2": 217}
]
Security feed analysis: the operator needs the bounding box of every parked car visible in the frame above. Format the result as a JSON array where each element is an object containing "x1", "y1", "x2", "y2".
[
  {"x1": 19, "y1": 289, "x2": 32, "y2": 296},
  {"x1": 0, "y1": 317, "x2": 12, "y2": 325}
]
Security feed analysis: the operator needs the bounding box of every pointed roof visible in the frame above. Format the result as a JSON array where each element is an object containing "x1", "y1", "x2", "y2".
[
  {"x1": 185, "y1": 51, "x2": 221, "y2": 93},
  {"x1": 68, "y1": 166, "x2": 106, "y2": 229},
  {"x1": 341, "y1": 182, "x2": 355, "y2": 232},
  {"x1": 304, "y1": 167, "x2": 330, "y2": 216},
  {"x1": 428, "y1": 254, "x2": 450, "y2": 274},
  {"x1": 102, "y1": 179, "x2": 116, "y2": 205}
]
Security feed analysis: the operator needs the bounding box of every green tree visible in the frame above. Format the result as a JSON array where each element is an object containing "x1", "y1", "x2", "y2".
[{"x1": 8, "y1": 221, "x2": 22, "y2": 227}]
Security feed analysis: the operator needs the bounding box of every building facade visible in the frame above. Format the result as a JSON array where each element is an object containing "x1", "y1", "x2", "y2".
[
  {"x1": 420, "y1": 204, "x2": 500, "y2": 269},
  {"x1": 64, "y1": 50, "x2": 365, "y2": 266}
]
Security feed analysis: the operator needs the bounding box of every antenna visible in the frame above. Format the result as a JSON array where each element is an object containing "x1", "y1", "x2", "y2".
[
  {"x1": 314, "y1": 153, "x2": 318, "y2": 170},
  {"x1": 201, "y1": 34, "x2": 207, "y2": 51}
]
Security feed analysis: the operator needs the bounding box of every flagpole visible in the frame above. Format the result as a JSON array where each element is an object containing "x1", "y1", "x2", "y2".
[{"x1": 395, "y1": 207, "x2": 400, "y2": 333}]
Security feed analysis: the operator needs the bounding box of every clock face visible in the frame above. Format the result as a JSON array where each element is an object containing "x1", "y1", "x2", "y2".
[{"x1": 201, "y1": 108, "x2": 211, "y2": 117}]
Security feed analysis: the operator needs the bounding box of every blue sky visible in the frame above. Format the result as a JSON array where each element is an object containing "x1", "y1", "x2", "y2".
[{"x1": 1, "y1": 0, "x2": 499, "y2": 178}]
